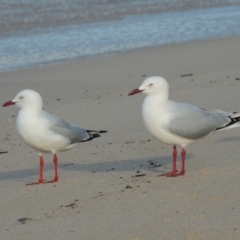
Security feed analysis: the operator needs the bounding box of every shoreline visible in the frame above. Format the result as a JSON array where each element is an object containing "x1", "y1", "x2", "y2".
[
  {"x1": 1, "y1": 5, "x2": 240, "y2": 73},
  {"x1": 1, "y1": 34, "x2": 240, "y2": 74},
  {"x1": 1, "y1": 35, "x2": 240, "y2": 239}
]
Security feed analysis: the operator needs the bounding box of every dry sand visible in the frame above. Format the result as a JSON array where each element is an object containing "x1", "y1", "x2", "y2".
[{"x1": 0, "y1": 36, "x2": 240, "y2": 239}]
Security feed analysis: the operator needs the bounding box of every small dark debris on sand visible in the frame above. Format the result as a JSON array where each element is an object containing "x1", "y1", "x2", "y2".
[
  {"x1": 181, "y1": 74, "x2": 193, "y2": 77},
  {"x1": 135, "y1": 174, "x2": 146, "y2": 177},
  {"x1": 59, "y1": 199, "x2": 80, "y2": 209},
  {"x1": 65, "y1": 202, "x2": 76, "y2": 208},
  {"x1": 148, "y1": 160, "x2": 161, "y2": 168},
  {"x1": 60, "y1": 202, "x2": 78, "y2": 209},
  {"x1": 18, "y1": 218, "x2": 33, "y2": 224},
  {"x1": 0, "y1": 151, "x2": 8, "y2": 154}
]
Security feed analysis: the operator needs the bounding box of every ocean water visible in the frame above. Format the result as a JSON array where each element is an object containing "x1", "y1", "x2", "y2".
[{"x1": 0, "y1": 0, "x2": 240, "y2": 72}]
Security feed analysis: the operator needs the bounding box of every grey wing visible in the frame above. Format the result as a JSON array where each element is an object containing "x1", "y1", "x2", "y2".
[
  {"x1": 165, "y1": 102, "x2": 231, "y2": 140},
  {"x1": 42, "y1": 111, "x2": 90, "y2": 143}
]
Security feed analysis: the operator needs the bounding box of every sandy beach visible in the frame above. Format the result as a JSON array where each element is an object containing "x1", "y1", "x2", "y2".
[{"x1": 1, "y1": 36, "x2": 240, "y2": 239}]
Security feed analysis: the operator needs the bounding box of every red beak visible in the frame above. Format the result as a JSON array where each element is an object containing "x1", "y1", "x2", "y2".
[
  {"x1": 2, "y1": 100, "x2": 16, "y2": 107},
  {"x1": 128, "y1": 88, "x2": 144, "y2": 96}
]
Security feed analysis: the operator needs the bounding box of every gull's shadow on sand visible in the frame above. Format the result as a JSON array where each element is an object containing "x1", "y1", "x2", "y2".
[
  {"x1": 63, "y1": 153, "x2": 195, "y2": 174},
  {"x1": 0, "y1": 153, "x2": 195, "y2": 182}
]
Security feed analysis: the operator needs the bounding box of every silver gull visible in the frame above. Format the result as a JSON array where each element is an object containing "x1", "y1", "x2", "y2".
[
  {"x1": 128, "y1": 76, "x2": 240, "y2": 177},
  {"x1": 3, "y1": 89, "x2": 107, "y2": 185}
]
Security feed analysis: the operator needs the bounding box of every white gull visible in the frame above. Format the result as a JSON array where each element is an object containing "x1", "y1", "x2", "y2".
[
  {"x1": 3, "y1": 89, "x2": 107, "y2": 185},
  {"x1": 128, "y1": 76, "x2": 240, "y2": 176}
]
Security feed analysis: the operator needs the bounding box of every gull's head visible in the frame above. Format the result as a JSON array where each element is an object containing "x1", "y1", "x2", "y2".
[
  {"x1": 128, "y1": 76, "x2": 169, "y2": 96},
  {"x1": 3, "y1": 89, "x2": 43, "y2": 111}
]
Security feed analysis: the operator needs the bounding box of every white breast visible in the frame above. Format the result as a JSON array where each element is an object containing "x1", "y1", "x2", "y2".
[
  {"x1": 142, "y1": 97, "x2": 194, "y2": 148},
  {"x1": 16, "y1": 109, "x2": 70, "y2": 153}
]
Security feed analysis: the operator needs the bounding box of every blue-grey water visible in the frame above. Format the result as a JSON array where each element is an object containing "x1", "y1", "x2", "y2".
[{"x1": 1, "y1": 1, "x2": 240, "y2": 72}]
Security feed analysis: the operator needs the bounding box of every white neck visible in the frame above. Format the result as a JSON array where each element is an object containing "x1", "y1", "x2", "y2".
[{"x1": 144, "y1": 91, "x2": 169, "y2": 107}]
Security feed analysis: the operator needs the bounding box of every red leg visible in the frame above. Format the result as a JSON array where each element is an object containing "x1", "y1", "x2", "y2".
[
  {"x1": 26, "y1": 154, "x2": 44, "y2": 186},
  {"x1": 178, "y1": 148, "x2": 186, "y2": 176},
  {"x1": 159, "y1": 145, "x2": 179, "y2": 177},
  {"x1": 166, "y1": 148, "x2": 186, "y2": 177},
  {"x1": 44, "y1": 154, "x2": 59, "y2": 184},
  {"x1": 53, "y1": 154, "x2": 59, "y2": 182}
]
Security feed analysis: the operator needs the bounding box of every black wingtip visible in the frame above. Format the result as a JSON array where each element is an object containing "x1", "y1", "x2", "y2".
[
  {"x1": 216, "y1": 115, "x2": 240, "y2": 131},
  {"x1": 87, "y1": 130, "x2": 108, "y2": 134},
  {"x1": 81, "y1": 130, "x2": 107, "y2": 142},
  {"x1": 98, "y1": 130, "x2": 107, "y2": 133},
  {"x1": 90, "y1": 133, "x2": 101, "y2": 138}
]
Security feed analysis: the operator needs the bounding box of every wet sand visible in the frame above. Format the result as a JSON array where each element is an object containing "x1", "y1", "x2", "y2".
[{"x1": 1, "y1": 36, "x2": 240, "y2": 239}]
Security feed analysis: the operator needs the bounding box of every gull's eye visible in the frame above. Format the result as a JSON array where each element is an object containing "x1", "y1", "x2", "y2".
[
  {"x1": 19, "y1": 96, "x2": 24, "y2": 100},
  {"x1": 149, "y1": 83, "x2": 153, "y2": 87}
]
